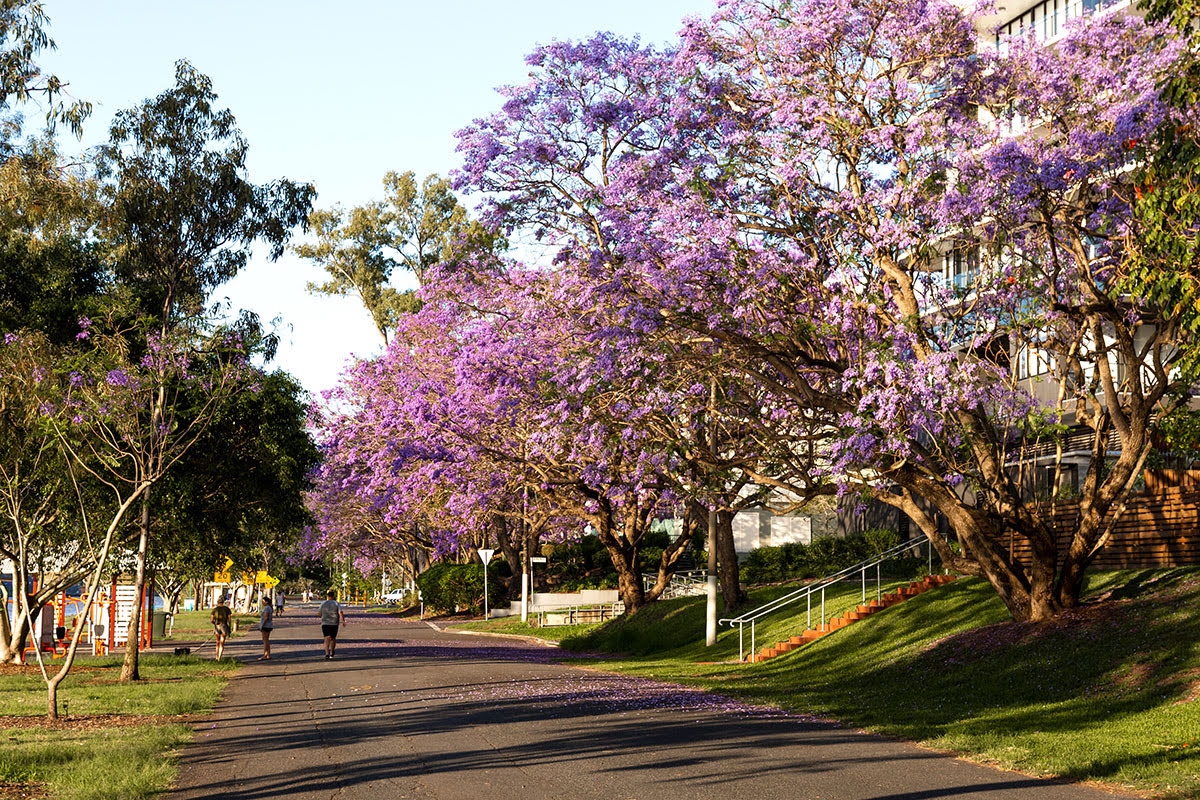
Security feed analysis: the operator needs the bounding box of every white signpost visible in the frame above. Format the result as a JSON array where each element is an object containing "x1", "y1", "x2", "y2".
[{"x1": 478, "y1": 549, "x2": 495, "y2": 619}]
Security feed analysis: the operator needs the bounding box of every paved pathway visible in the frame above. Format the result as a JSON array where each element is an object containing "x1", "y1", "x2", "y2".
[{"x1": 168, "y1": 607, "x2": 1131, "y2": 800}]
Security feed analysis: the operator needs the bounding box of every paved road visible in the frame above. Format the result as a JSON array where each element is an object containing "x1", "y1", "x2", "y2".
[{"x1": 168, "y1": 607, "x2": 1130, "y2": 800}]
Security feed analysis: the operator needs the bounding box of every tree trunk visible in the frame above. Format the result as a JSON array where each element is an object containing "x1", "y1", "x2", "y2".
[
  {"x1": 0, "y1": 583, "x2": 14, "y2": 664},
  {"x1": 892, "y1": 470, "x2": 1063, "y2": 621},
  {"x1": 644, "y1": 518, "x2": 695, "y2": 603},
  {"x1": 593, "y1": 510, "x2": 646, "y2": 612},
  {"x1": 120, "y1": 495, "x2": 152, "y2": 682},
  {"x1": 716, "y1": 510, "x2": 746, "y2": 609},
  {"x1": 3, "y1": 602, "x2": 32, "y2": 665},
  {"x1": 492, "y1": 514, "x2": 522, "y2": 597},
  {"x1": 46, "y1": 675, "x2": 60, "y2": 720},
  {"x1": 612, "y1": 550, "x2": 646, "y2": 612}
]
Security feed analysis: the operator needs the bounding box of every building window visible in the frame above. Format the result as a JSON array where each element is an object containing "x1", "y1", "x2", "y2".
[
  {"x1": 948, "y1": 244, "x2": 979, "y2": 289},
  {"x1": 995, "y1": 0, "x2": 1119, "y2": 52}
]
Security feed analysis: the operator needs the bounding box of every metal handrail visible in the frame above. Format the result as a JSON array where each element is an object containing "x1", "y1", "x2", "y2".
[
  {"x1": 642, "y1": 569, "x2": 708, "y2": 595},
  {"x1": 719, "y1": 535, "x2": 935, "y2": 662}
]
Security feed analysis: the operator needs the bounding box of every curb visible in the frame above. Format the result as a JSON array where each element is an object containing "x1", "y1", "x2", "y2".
[{"x1": 433, "y1": 624, "x2": 561, "y2": 648}]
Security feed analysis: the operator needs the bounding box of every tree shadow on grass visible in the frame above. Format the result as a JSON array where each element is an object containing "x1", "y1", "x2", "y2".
[{"x1": 731, "y1": 573, "x2": 1200, "y2": 793}]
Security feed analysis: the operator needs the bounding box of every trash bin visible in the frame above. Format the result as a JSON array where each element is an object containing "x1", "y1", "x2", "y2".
[{"x1": 151, "y1": 610, "x2": 168, "y2": 639}]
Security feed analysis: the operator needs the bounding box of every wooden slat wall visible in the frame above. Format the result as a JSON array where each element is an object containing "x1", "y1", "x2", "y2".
[{"x1": 1004, "y1": 489, "x2": 1200, "y2": 568}]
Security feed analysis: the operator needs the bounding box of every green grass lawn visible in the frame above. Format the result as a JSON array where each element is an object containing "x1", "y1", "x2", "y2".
[
  {"x1": 556, "y1": 569, "x2": 1200, "y2": 799},
  {"x1": 163, "y1": 609, "x2": 258, "y2": 640},
  {"x1": 563, "y1": 578, "x2": 914, "y2": 659},
  {"x1": 0, "y1": 653, "x2": 240, "y2": 800},
  {"x1": 451, "y1": 578, "x2": 917, "y2": 656},
  {"x1": 453, "y1": 616, "x2": 602, "y2": 643}
]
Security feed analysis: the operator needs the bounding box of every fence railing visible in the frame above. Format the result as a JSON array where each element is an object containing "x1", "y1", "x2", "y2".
[
  {"x1": 642, "y1": 569, "x2": 709, "y2": 599},
  {"x1": 720, "y1": 536, "x2": 936, "y2": 662}
]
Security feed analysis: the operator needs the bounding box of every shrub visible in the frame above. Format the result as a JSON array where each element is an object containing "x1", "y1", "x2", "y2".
[
  {"x1": 859, "y1": 527, "x2": 901, "y2": 556},
  {"x1": 741, "y1": 546, "x2": 789, "y2": 583},
  {"x1": 637, "y1": 546, "x2": 665, "y2": 572},
  {"x1": 416, "y1": 562, "x2": 503, "y2": 615},
  {"x1": 740, "y1": 530, "x2": 905, "y2": 584}
]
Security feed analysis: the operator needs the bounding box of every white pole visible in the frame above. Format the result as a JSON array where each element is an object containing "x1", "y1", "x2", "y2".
[
  {"x1": 705, "y1": 379, "x2": 719, "y2": 647},
  {"x1": 483, "y1": 561, "x2": 489, "y2": 620},
  {"x1": 706, "y1": 504, "x2": 718, "y2": 646},
  {"x1": 520, "y1": 571, "x2": 528, "y2": 622}
]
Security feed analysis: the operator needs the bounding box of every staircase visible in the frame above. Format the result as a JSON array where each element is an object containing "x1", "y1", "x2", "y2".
[{"x1": 746, "y1": 574, "x2": 957, "y2": 663}]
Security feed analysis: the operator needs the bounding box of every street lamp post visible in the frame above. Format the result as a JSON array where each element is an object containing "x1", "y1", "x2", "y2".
[{"x1": 478, "y1": 548, "x2": 495, "y2": 619}]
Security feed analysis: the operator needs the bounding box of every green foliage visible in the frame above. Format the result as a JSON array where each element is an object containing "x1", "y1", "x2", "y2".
[
  {"x1": 0, "y1": 233, "x2": 106, "y2": 342},
  {"x1": 96, "y1": 60, "x2": 314, "y2": 325},
  {"x1": 416, "y1": 562, "x2": 503, "y2": 615},
  {"x1": 0, "y1": 1, "x2": 92, "y2": 139},
  {"x1": 740, "y1": 532, "x2": 905, "y2": 583},
  {"x1": 296, "y1": 170, "x2": 500, "y2": 344},
  {"x1": 1121, "y1": 0, "x2": 1200, "y2": 378},
  {"x1": 151, "y1": 370, "x2": 319, "y2": 583},
  {"x1": 637, "y1": 546, "x2": 664, "y2": 572},
  {"x1": 859, "y1": 527, "x2": 901, "y2": 556},
  {"x1": 540, "y1": 533, "x2": 623, "y2": 589},
  {"x1": 1153, "y1": 407, "x2": 1200, "y2": 458}
]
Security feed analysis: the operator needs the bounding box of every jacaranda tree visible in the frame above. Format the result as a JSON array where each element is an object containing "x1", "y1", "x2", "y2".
[{"x1": 454, "y1": 0, "x2": 1190, "y2": 621}]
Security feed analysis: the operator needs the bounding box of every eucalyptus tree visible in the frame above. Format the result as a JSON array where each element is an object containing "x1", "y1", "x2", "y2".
[
  {"x1": 296, "y1": 170, "x2": 497, "y2": 345},
  {"x1": 0, "y1": 0, "x2": 91, "y2": 143},
  {"x1": 95, "y1": 60, "x2": 314, "y2": 680}
]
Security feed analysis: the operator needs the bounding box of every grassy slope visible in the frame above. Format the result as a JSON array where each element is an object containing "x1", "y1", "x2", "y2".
[
  {"x1": 562, "y1": 579, "x2": 914, "y2": 659},
  {"x1": 0, "y1": 653, "x2": 239, "y2": 800},
  {"x1": 559, "y1": 569, "x2": 1200, "y2": 799}
]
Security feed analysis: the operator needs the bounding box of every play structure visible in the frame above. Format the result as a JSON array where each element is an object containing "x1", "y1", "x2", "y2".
[{"x1": 3, "y1": 575, "x2": 161, "y2": 661}]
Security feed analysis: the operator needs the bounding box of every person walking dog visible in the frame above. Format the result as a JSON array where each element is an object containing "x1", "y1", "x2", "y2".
[{"x1": 318, "y1": 589, "x2": 346, "y2": 660}]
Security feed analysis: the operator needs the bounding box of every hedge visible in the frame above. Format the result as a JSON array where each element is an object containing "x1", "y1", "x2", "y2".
[
  {"x1": 416, "y1": 562, "x2": 504, "y2": 615},
  {"x1": 740, "y1": 529, "x2": 904, "y2": 584}
]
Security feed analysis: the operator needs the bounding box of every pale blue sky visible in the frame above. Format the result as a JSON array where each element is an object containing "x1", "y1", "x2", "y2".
[{"x1": 38, "y1": 0, "x2": 708, "y2": 394}]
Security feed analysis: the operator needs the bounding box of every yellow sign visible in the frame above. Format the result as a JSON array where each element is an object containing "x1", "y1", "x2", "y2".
[
  {"x1": 255, "y1": 570, "x2": 271, "y2": 584},
  {"x1": 263, "y1": 575, "x2": 280, "y2": 588},
  {"x1": 214, "y1": 571, "x2": 231, "y2": 583},
  {"x1": 220, "y1": 556, "x2": 233, "y2": 571}
]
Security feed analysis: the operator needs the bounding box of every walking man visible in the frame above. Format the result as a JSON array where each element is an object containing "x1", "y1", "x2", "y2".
[
  {"x1": 318, "y1": 589, "x2": 346, "y2": 660},
  {"x1": 211, "y1": 595, "x2": 232, "y2": 661}
]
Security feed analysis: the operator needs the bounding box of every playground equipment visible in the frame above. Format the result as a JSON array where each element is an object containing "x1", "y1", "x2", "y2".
[{"x1": 4, "y1": 577, "x2": 159, "y2": 661}]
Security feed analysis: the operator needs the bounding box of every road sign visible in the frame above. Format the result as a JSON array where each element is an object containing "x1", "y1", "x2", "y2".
[
  {"x1": 478, "y1": 548, "x2": 495, "y2": 565},
  {"x1": 530, "y1": 556, "x2": 547, "y2": 564}
]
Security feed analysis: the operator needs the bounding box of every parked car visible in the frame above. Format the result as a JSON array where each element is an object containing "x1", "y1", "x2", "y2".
[{"x1": 381, "y1": 589, "x2": 409, "y2": 603}]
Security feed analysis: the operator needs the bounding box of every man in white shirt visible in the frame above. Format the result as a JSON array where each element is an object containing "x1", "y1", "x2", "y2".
[{"x1": 318, "y1": 589, "x2": 346, "y2": 660}]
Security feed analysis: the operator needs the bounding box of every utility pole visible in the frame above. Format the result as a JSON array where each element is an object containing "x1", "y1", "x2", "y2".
[{"x1": 706, "y1": 379, "x2": 719, "y2": 646}]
